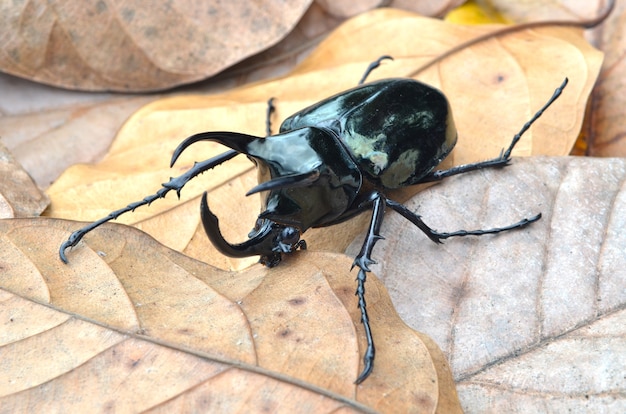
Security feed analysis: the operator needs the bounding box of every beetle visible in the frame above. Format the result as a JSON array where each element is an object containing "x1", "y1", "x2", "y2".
[{"x1": 60, "y1": 56, "x2": 567, "y2": 384}]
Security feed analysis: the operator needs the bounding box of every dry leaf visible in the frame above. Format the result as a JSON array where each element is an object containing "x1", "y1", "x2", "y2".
[
  {"x1": 478, "y1": 0, "x2": 625, "y2": 157},
  {"x1": 0, "y1": 218, "x2": 461, "y2": 413},
  {"x1": 344, "y1": 157, "x2": 626, "y2": 411},
  {"x1": 481, "y1": 0, "x2": 609, "y2": 23},
  {"x1": 44, "y1": 9, "x2": 602, "y2": 268},
  {"x1": 0, "y1": 0, "x2": 312, "y2": 91},
  {"x1": 586, "y1": 0, "x2": 626, "y2": 157},
  {"x1": 3, "y1": 156, "x2": 624, "y2": 411},
  {"x1": 0, "y1": 142, "x2": 48, "y2": 218},
  {"x1": 0, "y1": 96, "x2": 155, "y2": 187}
]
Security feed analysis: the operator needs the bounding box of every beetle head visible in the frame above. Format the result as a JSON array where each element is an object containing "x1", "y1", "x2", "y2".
[{"x1": 171, "y1": 127, "x2": 360, "y2": 265}]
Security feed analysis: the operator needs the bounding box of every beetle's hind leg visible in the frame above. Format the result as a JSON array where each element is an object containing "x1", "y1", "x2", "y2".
[
  {"x1": 59, "y1": 149, "x2": 239, "y2": 263},
  {"x1": 419, "y1": 78, "x2": 568, "y2": 183}
]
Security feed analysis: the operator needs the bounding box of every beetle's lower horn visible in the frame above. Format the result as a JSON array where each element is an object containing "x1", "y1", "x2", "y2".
[{"x1": 200, "y1": 192, "x2": 277, "y2": 258}]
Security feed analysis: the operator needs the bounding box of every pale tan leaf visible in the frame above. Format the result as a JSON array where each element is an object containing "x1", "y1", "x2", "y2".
[
  {"x1": 481, "y1": 0, "x2": 626, "y2": 158},
  {"x1": 0, "y1": 142, "x2": 48, "y2": 218},
  {"x1": 345, "y1": 157, "x2": 626, "y2": 411},
  {"x1": 0, "y1": 218, "x2": 461, "y2": 412}
]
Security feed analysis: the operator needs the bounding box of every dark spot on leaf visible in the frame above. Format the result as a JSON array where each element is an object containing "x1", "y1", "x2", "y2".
[{"x1": 288, "y1": 297, "x2": 306, "y2": 306}]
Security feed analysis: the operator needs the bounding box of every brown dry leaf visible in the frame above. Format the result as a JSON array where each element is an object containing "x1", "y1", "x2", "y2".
[
  {"x1": 0, "y1": 142, "x2": 48, "y2": 218},
  {"x1": 585, "y1": 0, "x2": 626, "y2": 157},
  {"x1": 0, "y1": 0, "x2": 312, "y2": 91},
  {"x1": 44, "y1": 9, "x2": 603, "y2": 268},
  {"x1": 0, "y1": 218, "x2": 461, "y2": 413},
  {"x1": 345, "y1": 157, "x2": 626, "y2": 411}
]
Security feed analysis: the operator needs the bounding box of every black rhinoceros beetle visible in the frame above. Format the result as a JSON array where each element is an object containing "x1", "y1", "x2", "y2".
[{"x1": 60, "y1": 56, "x2": 567, "y2": 384}]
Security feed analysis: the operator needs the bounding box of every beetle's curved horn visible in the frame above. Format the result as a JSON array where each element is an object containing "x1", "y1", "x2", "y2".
[
  {"x1": 170, "y1": 131, "x2": 262, "y2": 167},
  {"x1": 200, "y1": 192, "x2": 278, "y2": 258},
  {"x1": 245, "y1": 170, "x2": 321, "y2": 196}
]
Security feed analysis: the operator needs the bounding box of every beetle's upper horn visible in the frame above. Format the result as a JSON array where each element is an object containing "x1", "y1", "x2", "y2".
[
  {"x1": 200, "y1": 192, "x2": 278, "y2": 258},
  {"x1": 170, "y1": 131, "x2": 261, "y2": 167}
]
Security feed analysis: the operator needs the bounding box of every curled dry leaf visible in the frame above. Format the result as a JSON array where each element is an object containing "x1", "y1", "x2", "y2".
[
  {"x1": 0, "y1": 0, "x2": 312, "y2": 91},
  {"x1": 345, "y1": 157, "x2": 626, "y2": 411},
  {"x1": 44, "y1": 9, "x2": 603, "y2": 269},
  {"x1": 0, "y1": 218, "x2": 461, "y2": 413},
  {"x1": 0, "y1": 142, "x2": 49, "y2": 218}
]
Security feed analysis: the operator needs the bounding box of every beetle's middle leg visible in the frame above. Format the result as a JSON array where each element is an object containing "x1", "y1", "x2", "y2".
[
  {"x1": 385, "y1": 198, "x2": 541, "y2": 244},
  {"x1": 418, "y1": 78, "x2": 568, "y2": 184},
  {"x1": 352, "y1": 191, "x2": 387, "y2": 384}
]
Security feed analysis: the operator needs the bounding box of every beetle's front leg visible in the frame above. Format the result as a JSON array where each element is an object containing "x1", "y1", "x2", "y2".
[
  {"x1": 59, "y1": 149, "x2": 239, "y2": 263},
  {"x1": 352, "y1": 191, "x2": 386, "y2": 384}
]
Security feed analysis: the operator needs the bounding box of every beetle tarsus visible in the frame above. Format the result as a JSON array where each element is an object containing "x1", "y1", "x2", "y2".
[{"x1": 355, "y1": 267, "x2": 376, "y2": 384}]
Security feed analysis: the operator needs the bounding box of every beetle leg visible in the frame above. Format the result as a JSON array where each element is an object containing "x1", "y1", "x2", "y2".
[
  {"x1": 385, "y1": 198, "x2": 541, "y2": 243},
  {"x1": 352, "y1": 191, "x2": 386, "y2": 384},
  {"x1": 358, "y1": 55, "x2": 393, "y2": 85},
  {"x1": 418, "y1": 78, "x2": 568, "y2": 183},
  {"x1": 266, "y1": 97, "x2": 276, "y2": 136},
  {"x1": 59, "y1": 150, "x2": 238, "y2": 263}
]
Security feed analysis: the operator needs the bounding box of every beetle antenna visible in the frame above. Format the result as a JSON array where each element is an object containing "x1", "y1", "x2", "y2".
[{"x1": 59, "y1": 150, "x2": 238, "y2": 263}]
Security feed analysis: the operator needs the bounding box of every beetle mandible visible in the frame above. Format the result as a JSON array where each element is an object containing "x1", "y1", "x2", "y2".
[{"x1": 60, "y1": 56, "x2": 568, "y2": 384}]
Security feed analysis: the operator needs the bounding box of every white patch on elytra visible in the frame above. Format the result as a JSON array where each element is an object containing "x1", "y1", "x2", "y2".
[
  {"x1": 382, "y1": 149, "x2": 420, "y2": 188},
  {"x1": 344, "y1": 132, "x2": 389, "y2": 174}
]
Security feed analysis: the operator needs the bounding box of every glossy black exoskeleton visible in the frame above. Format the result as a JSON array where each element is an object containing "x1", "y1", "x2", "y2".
[{"x1": 60, "y1": 56, "x2": 568, "y2": 384}]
